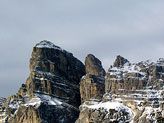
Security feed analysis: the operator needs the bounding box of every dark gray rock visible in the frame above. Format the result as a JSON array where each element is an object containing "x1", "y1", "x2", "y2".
[{"x1": 113, "y1": 55, "x2": 129, "y2": 67}]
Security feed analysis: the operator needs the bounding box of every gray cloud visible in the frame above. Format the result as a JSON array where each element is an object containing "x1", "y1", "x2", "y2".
[{"x1": 0, "y1": 0, "x2": 164, "y2": 97}]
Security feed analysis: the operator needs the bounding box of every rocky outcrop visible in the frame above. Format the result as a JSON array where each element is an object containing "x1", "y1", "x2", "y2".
[
  {"x1": 0, "y1": 98, "x2": 6, "y2": 106},
  {"x1": 80, "y1": 74, "x2": 105, "y2": 103},
  {"x1": 77, "y1": 54, "x2": 107, "y2": 122},
  {"x1": 104, "y1": 56, "x2": 164, "y2": 122},
  {"x1": 105, "y1": 56, "x2": 164, "y2": 94},
  {"x1": 0, "y1": 40, "x2": 85, "y2": 123},
  {"x1": 9, "y1": 106, "x2": 42, "y2": 123},
  {"x1": 26, "y1": 40, "x2": 85, "y2": 107},
  {"x1": 2, "y1": 41, "x2": 164, "y2": 123},
  {"x1": 9, "y1": 102, "x2": 79, "y2": 123},
  {"x1": 78, "y1": 55, "x2": 164, "y2": 123},
  {"x1": 113, "y1": 55, "x2": 129, "y2": 67},
  {"x1": 80, "y1": 54, "x2": 105, "y2": 103},
  {"x1": 85, "y1": 54, "x2": 105, "y2": 76},
  {"x1": 76, "y1": 100, "x2": 133, "y2": 123},
  {"x1": 0, "y1": 98, "x2": 6, "y2": 122}
]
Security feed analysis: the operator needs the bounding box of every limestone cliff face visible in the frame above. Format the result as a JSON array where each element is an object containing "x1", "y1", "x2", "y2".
[
  {"x1": 80, "y1": 74, "x2": 105, "y2": 103},
  {"x1": 9, "y1": 106, "x2": 42, "y2": 123},
  {"x1": 85, "y1": 54, "x2": 105, "y2": 76},
  {"x1": 26, "y1": 41, "x2": 85, "y2": 107},
  {"x1": 30, "y1": 41, "x2": 84, "y2": 85},
  {"x1": 77, "y1": 55, "x2": 164, "y2": 123},
  {"x1": 76, "y1": 100, "x2": 133, "y2": 123},
  {"x1": 9, "y1": 103, "x2": 79, "y2": 123},
  {"x1": 77, "y1": 54, "x2": 107, "y2": 123},
  {"x1": 1, "y1": 42, "x2": 164, "y2": 123},
  {"x1": 80, "y1": 54, "x2": 105, "y2": 103},
  {"x1": 105, "y1": 56, "x2": 164, "y2": 94},
  {"x1": 0, "y1": 40, "x2": 85, "y2": 123}
]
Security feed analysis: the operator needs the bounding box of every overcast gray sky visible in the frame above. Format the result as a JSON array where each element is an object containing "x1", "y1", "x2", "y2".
[{"x1": 0, "y1": 0, "x2": 164, "y2": 97}]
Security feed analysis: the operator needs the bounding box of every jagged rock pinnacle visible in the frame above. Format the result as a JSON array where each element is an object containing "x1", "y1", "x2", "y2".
[
  {"x1": 113, "y1": 55, "x2": 129, "y2": 67},
  {"x1": 85, "y1": 54, "x2": 105, "y2": 76},
  {"x1": 80, "y1": 54, "x2": 105, "y2": 103}
]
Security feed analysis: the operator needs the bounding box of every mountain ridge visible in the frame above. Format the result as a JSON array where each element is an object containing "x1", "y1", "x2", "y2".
[{"x1": 1, "y1": 40, "x2": 164, "y2": 123}]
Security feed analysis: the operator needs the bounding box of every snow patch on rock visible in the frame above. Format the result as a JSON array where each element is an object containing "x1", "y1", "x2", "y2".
[
  {"x1": 24, "y1": 93, "x2": 63, "y2": 108},
  {"x1": 36, "y1": 40, "x2": 63, "y2": 50}
]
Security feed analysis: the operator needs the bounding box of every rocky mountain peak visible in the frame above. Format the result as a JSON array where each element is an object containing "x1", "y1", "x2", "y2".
[
  {"x1": 36, "y1": 40, "x2": 59, "y2": 48},
  {"x1": 113, "y1": 55, "x2": 129, "y2": 67},
  {"x1": 85, "y1": 54, "x2": 105, "y2": 76},
  {"x1": 2, "y1": 41, "x2": 164, "y2": 123},
  {"x1": 28, "y1": 41, "x2": 85, "y2": 106},
  {"x1": 35, "y1": 40, "x2": 67, "y2": 52},
  {"x1": 30, "y1": 40, "x2": 84, "y2": 84},
  {"x1": 80, "y1": 54, "x2": 105, "y2": 103},
  {"x1": 0, "y1": 40, "x2": 85, "y2": 123}
]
